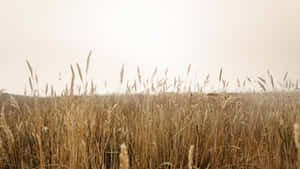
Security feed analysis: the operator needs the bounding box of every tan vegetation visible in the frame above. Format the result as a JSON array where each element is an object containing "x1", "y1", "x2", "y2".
[
  {"x1": 1, "y1": 90, "x2": 300, "y2": 169},
  {"x1": 0, "y1": 53, "x2": 300, "y2": 169}
]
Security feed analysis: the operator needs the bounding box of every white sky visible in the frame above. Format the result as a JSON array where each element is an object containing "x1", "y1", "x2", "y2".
[{"x1": 1, "y1": 0, "x2": 300, "y2": 94}]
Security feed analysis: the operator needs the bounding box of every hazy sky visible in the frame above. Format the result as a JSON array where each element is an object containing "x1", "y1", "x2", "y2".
[{"x1": 1, "y1": 0, "x2": 300, "y2": 94}]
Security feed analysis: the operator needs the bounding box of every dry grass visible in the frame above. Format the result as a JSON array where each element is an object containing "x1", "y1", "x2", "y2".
[
  {"x1": 0, "y1": 56, "x2": 300, "y2": 169},
  {"x1": 0, "y1": 90, "x2": 300, "y2": 169}
]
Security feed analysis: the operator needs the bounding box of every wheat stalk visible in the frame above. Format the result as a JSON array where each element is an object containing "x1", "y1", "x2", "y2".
[
  {"x1": 151, "y1": 67, "x2": 158, "y2": 82},
  {"x1": 34, "y1": 72, "x2": 39, "y2": 84},
  {"x1": 70, "y1": 65, "x2": 75, "y2": 96},
  {"x1": 246, "y1": 77, "x2": 252, "y2": 82},
  {"x1": 29, "y1": 77, "x2": 33, "y2": 92},
  {"x1": 188, "y1": 145, "x2": 194, "y2": 169},
  {"x1": 257, "y1": 81, "x2": 266, "y2": 92},
  {"x1": 237, "y1": 78, "x2": 241, "y2": 88},
  {"x1": 51, "y1": 85, "x2": 54, "y2": 96},
  {"x1": 283, "y1": 72, "x2": 288, "y2": 81},
  {"x1": 294, "y1": 123, "x2": 300, "y2": 168},
  {"x1": 222, "y1": 79, "x2": 226, "y2": 88},
  {"x1": 187, "y1": 64, "x2": 191, "y2": 76},
  {"x1": 76, "y1": 63, "x2": 83, "y2": 83},
  {"x1": 137, "y1": 66, "x2": 142, "y2": 85},
  {"x1": 9, "y1": 95, "x2": 20, "y2": 112},
  {"x1": 120, "y1": 64, "x2": 125, "y2": 85},
  {"x1": 90, "y1": 80, "x2": 96, "y2": 95},
  {"x1": 270, "y1": 75, "x2": 274, "y2": 89},
  {"x1": 86, "y1": 50, "x2": 92, "y2": 75},
  {"x1": 120, "y1": 143, "x2": 129, "y2": 169},
  {"x1": 219, "y1": 68, "x2": 223, "y2": 83},
  {"x1": 26, "y1": 60, "x2": 33, "y2": 77},
  {"x1": 257, "y1": 77, "x2": 266, "y2": 84},
  {"x1": 266, "y1": 70, "x2": 275, "y2": 89},
  {"x1": 0, "y1": 107, "x2": 15, "y2": 153},
  {"x1": 35, "y1": 133, "x2": 45, "y2": 169},
  {"x1": 165, "y1": 67, "x2": 168, "y2": 77},
  {"x1": 204, "y1": 74, "x2": 209, "y2": 86},
  {"x1": 45, "y1": 83, "x2": 48, "y2": 96}
]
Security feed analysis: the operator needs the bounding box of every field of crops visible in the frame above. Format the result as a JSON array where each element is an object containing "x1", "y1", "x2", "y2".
[
  {"x1": 1, "y1": 57, "x2": 300, "y2": 169},
  {"x1": 0, "y1": 90, "x2": 300, "y2": 169}
]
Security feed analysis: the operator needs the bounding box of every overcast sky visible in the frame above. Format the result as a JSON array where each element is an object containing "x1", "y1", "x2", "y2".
[{"x1": 1, "y1": 0, "x2": 300, "y2": 94}]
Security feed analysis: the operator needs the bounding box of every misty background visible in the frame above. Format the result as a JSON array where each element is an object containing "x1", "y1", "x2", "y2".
[{"x1": 1, "y1": 0, "x2": 300, "y2": 94}]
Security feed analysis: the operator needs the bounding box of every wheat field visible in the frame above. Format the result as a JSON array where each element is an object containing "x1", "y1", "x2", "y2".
[{"x1": 0, "y1": 57, "x2": 300, "y2": 169}]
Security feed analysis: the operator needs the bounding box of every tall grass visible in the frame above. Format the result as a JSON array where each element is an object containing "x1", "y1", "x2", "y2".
[{"x1": 0, "y1": 53, "x2": 299, "y2": 169}]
